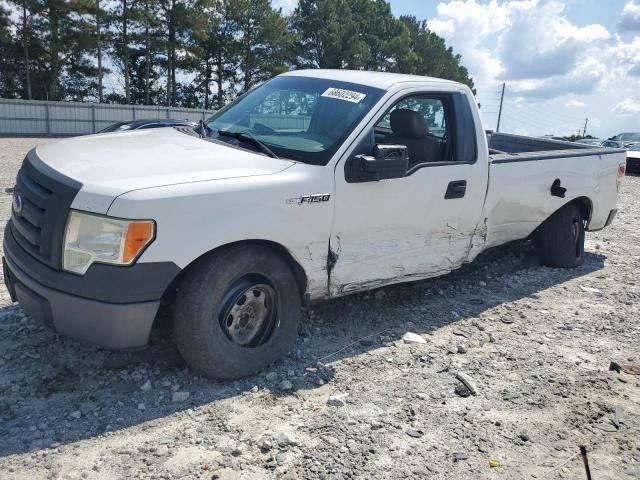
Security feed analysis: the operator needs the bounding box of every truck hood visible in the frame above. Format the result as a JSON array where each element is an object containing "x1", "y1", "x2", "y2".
[{"x1": 36, "y1": 127, "x2": 296, "y2": 211}]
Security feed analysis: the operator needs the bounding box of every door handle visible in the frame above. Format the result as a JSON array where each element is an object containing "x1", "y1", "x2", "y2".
[{"x1": 445, "y1": 180, "x2": 467, "y2": 199}]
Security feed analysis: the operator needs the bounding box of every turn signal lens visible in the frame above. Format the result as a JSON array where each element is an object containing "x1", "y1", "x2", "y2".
[{"x1": 123, "y1": 222, "x2": 155, "y2": 263}]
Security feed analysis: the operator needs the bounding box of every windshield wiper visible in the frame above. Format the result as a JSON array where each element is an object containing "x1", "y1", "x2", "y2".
[
  {"x1": 217, "y1": 130, "x2": 279, "y2": 159},
  {"x1": 199, "y1": 120, "x2": 212, "y2": 139}
]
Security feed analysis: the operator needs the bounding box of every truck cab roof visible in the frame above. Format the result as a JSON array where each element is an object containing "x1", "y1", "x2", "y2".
[{"x1": 282, "y1": 69, "x2": 462, "y2": 91}]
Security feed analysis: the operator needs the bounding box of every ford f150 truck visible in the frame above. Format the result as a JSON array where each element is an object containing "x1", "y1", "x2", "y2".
[{"x1": 3, "y1": 70, "x2": 627, "y2": 378}]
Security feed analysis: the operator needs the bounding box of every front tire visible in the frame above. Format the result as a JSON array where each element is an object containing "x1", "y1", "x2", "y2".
[
  {"x1": 173, "y1": 245, "x2": 301, "y2": 379},
  {"x1": 535, "y1": 203, "x2": 585, "y2": 268}
]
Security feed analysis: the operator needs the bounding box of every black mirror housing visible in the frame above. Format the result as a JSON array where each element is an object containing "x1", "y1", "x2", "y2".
[{"x1": 345, "y1": 144, "x2": 409, "y2": 183}]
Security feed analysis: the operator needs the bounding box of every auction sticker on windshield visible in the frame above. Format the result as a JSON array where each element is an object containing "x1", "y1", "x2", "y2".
[{"x1": 321, "y1": 88, "x2": 367, "y2": 103}]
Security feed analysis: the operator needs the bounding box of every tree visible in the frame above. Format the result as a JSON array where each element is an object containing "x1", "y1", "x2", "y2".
[
  {"x1": 13, "y1": 0, "x2": 100, "y2": 100},
  {"x1": 135, "y1": 0, "x2": 165, "y2": 104},
  {"x1": 0, "y1": 0, "x2": 477, "y2": 106},
  {"x1": 2, "y1": 2, "x2": 50, "y2": 100},
  {"x1": 38, "y1": 1, "x2": 74, "y2": 99},
  {"x1": 155, "y1": 0, "x2": 208, "y2": 106},
  {"x1": 353, "y1": 0, "x2": 411, "y2": 71},
  {"x1": 192, "y1": 0, "x2": 291, "y2": 108},
  {"x1": 290, "y1": 1, "x2": 475, "y2": 93},
  {"x1": 192, "y1": 0, "x2": 240, "y2": 109},
  {"x1": 109, "y1": 0, "x2": 133, "y2": 102},
  {"x1": 19, "y1": 2, "x2": 33, "y2": 99},
  {"x1": 95, "y1": 0, "x2": 104, "y2": 102},
  {"x1": 396, "y1": 16, "x2": 475, "y2": 93},
  {"x1": 291, "y1": 0, "x2": 369, "y2": 69},
  {"x1": 234, "y1": 0, "x2": 293, "y2": 92},
  {"x1": 0, "y1": 5, "x2": 19, "y2": 97}
]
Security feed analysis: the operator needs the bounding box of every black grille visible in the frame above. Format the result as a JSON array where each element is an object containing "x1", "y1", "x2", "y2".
[{"x1": 10, "y1": 149, "x2": 82, "y2": 269}]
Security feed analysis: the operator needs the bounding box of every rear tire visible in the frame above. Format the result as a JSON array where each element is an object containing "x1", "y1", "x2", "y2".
[
  {"x1": 173, "y1": 245, "x2": 301, "y2": 379},
  {"x1": 535, "y1": 203, "x2": 585, "y2": 268}
]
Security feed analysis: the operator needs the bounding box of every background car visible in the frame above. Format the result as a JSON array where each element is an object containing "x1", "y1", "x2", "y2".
[
  {"x1": 575, "y1": 138, "x2": 603, "y2": 147},
  {"x1": 98, "y1": 118, "x2": 198, "y2": 133},
  {"x1": 601, "y1": 139, "x2": 625, "y2": 148},
  {"x1": 611, "y1": 132, "x2": 640, "y2": 148},
  {"x1": 540, "y1": 135, "x2": 569, "y2": 141},
  {"x1": 626, "y1": 143, "x2": 640, "y2": 173}
]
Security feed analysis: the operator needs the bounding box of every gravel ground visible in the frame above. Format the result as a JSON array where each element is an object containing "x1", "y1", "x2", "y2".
[{"x1": 0, "y1": 137, "x2": 638, "y2": 480}]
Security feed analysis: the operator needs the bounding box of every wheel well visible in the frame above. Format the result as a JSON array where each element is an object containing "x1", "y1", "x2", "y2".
[
  {"x1": 532, "y1": 196, "x2": 593, "y2": 239},
  {"x1": 543, "y1": 197, "x2": 593, "y2": 226},
  {"x1": 572, "y1": 196, "x2": 593, "y2": 225},
  {"x1": 157, "y1": 240, "x2": 309, "y2": 320}
]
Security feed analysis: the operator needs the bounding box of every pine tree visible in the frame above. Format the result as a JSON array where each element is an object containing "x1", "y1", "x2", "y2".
[
  {"x1": 396, "y1": 16, "x2": 475, "y2": 93},
  {"x1": 0, "y1": 5, "x2": 20, "y2": 98}
]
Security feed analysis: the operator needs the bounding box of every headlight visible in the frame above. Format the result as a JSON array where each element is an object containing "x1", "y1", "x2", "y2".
[{"x1": 63, "y1": 211, "x2": 155, "y2": 275}]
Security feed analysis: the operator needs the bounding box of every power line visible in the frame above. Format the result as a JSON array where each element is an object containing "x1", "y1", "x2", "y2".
[
  {"x1": 517, "y1": 101, "x2": 580, "y2": 124},
  {"x1": 497, "y1": 85, "x2": 582, "y2": 127},
  {"x1": 501, "y1": 112, "x2": 559, "y2": 133},
  {"x1": 503, "y1": 102, "x2": 583, "y2": 133},
  {"x1": 505, "y1": 107, "x2": 574, "y2": 129}
]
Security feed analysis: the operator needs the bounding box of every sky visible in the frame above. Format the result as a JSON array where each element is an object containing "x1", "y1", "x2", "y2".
[{"x1": 274, "y1": 0, "x2": 640, "y2": 139}]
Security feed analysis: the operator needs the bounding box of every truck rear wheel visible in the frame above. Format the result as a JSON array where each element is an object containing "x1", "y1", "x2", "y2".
[
  {"x1": 173, "y1": 245, "x2": 301, "y2": 379},
  {"x1": 535, "y1": 203, "x2": 585, "y2": 268}
]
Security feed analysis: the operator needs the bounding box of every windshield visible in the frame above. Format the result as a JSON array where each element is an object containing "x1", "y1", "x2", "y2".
[
  {"x1": 206, "y1": 76, "x2": 385, "y2": 165},
  {"x1": 617, "y1": 132, "x2": 640, "y2": 141},
  {"x1": 630, "y1": 143, "x2": 640, "y2": 151}
]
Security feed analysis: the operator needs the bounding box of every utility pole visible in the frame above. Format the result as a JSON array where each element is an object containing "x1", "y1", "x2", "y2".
[
  {"x1": 22, "y1": 5, "x2": 32, "y2": 100},
  {"x1": 496, "y1": 82, "x2": 505, "y2": 132},
  {"x1": 582, "y1": 118, "x2": 589, "y2": 137},
  {"x1": 96, "y1": 0, "x2": 103, "y2": 103}
]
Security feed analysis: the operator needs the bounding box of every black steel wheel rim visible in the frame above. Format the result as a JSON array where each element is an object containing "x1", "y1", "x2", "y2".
[{"x1": 218, "y1": 276, "x2": 278, "y2": 348}]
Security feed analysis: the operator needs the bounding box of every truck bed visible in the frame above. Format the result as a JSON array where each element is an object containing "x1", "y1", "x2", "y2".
[
  {"x1": 487, "y1": 132, "x2": 625, "y2": 159},
  {"x1": 479, "y1": 132, "x2": 626, "y2": 253}
]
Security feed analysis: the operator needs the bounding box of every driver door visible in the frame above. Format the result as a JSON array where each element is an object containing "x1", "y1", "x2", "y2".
[{"x1": 329, "y1": 90, "x2": 488, "y2": 296}]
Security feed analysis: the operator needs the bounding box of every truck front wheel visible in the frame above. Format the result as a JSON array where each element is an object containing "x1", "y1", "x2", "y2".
[
  {"x1": 535, "y1": 203, "x2": 585, "y2": 268},
  {"x1": 173, "y1": 245, "x2": 301, "y2": 379}
]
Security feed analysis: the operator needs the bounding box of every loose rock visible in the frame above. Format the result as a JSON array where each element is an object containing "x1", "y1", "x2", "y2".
[
  {"x1": 402, "y1": 332, "x2": 427, "y2": 344},
  {"x1": 279, "y1": 380, "x2": 293, "y2": 391},
  {"x1": 455, "y1": 372, "x2": 478, "y2": 395},
  {"x1": 327, "y1": 394, "x2": 348, "y2": 407},
  {"x1": 172, "y1": 391, "x2": 190, "y2": 403}
]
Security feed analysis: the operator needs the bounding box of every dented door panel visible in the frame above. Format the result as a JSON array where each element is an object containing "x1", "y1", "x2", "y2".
[{"x1": 329, "y1": 162, "x2": 488, "y2": 296}]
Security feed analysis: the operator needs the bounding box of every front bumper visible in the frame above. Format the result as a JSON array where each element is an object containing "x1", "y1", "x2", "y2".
[{"x1": 3, "y1": 222, "x2": 180, "y2": 349}]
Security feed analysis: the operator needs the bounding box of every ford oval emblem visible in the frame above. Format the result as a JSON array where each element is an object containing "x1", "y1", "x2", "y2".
[{"x1": 12, "y1": 193, "x2": 23, "y2": 216}]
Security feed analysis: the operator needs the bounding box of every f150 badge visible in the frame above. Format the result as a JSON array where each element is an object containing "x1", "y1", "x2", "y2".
[{"x1": 286, "y1": 194, "x2": 331, "y2": 205}]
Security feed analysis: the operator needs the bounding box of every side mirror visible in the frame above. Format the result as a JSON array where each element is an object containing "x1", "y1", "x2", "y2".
[{"x1": 345, "y1": 144, "x2": 409, "y2": 183}]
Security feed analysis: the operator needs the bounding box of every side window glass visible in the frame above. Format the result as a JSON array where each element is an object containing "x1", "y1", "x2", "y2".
[{"x1": 375, "y1": 95, "x2": 452, "y2": 166}]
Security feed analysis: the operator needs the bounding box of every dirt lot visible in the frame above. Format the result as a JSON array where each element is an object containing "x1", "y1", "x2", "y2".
[{"x1": 0, "y1": 137, "x2": 638, "y2": 480}]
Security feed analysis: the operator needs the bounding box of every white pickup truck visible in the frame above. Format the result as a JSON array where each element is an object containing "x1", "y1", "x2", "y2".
[{"x1": 3, "y1": 70, "x2": 626, "y2": 378}]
